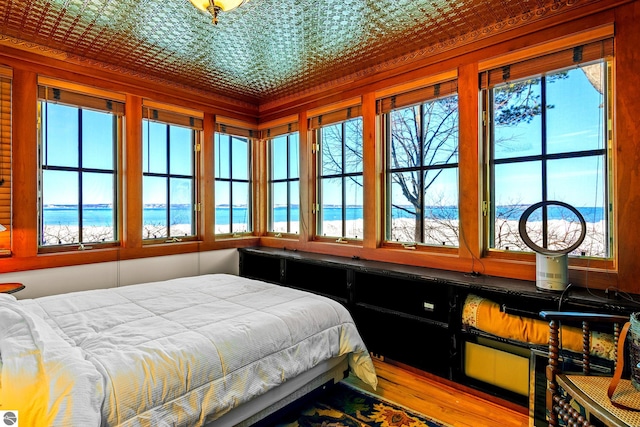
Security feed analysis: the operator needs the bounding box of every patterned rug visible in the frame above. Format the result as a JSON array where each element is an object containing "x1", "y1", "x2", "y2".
[{"x1": 269, "y1": 382, "x2": 447, "y2": 427}]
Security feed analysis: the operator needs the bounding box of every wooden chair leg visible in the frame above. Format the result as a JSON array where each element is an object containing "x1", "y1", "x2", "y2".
[{"x1": 547, "y1": 319, "x2": 560, "y2": 427}]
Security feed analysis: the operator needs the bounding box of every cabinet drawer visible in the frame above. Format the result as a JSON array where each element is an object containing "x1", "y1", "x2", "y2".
[{"x1": 354, "y1": 271, "x2": 449, "y2": 323}]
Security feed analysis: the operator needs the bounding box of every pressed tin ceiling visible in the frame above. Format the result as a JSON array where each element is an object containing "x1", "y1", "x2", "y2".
[{"x1": 0, "y1": 0, "x2": 616, "y2": 106}]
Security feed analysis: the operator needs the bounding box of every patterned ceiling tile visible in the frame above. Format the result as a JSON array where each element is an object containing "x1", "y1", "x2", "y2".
[{"x1": 0, "y1": 0, "x2": 615, "y2": 105}]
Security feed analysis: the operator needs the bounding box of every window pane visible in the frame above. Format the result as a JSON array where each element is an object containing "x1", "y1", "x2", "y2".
[
  {"x1": 388, "y1": 172, "x2": 418, "y2": 243},
  {"x1": 214, "y1": 134, "x2": 230, "y2": 179},
  {"x1": 546, "y1": 65, "x2": 606, "y2": 155},
  {"x1": 170, "y1": 177, "x2": 193, "y2": 236},
  {"x1": 44, "y1": 104, "x2": 78, "y2": 168},
  {"x1": 547, "y1": 157, "x2": 605, "y2": 208},
  {"x1": 344, "y1": 118, "x2": 362, "y2": 174},
  {"x1": 493, "y1": 79, "x2": 542, "y2": 160},
  {"x1": 82, "y1": 171, "x2": 115, "y2": 243},
  {"x1": 390, "y1": 107, "x2": 420, "y2": 169},
  {"x1": 215, "y1": 180, "x2": 230, "y2": 233},
  {"x1": 547, "y1": 157, "x2": 606, "y2": 257},
  {"x1": 424, "y1": 95, "x2": 459, "y2": 165},
  {"x1": 143, "y1": 175, "x2": 167, "y2": 239},
  {"x1": 345, "y1": 175, "x2": 363, "y2": 239},
  {"x1": 423, "y1": 168, "x2": 458, "y2": 247},
  {"x1": 320, "y1": 177, "x2": 342, "y2": 237},
  {"x1": 232, "y1": 181, "x2": 250, "y2": 233},
  {"x1": 289, "y1": 181, "x2": 300, "y2": 234},
  {"x1": 289, "y1": 133, "x2": 300, "y2": 178},
  {"x1": 42, "y1": 170, "x2": 79, "y2": 245},
  {"x1": 143, "y1": 121, "x2": 167, "y2": 174},
  {"x1": 169, "y1": 126, "x2": 193, "y2": 176},
  {"x1": 231, "y1": 136, "x2": 249, "y2": 180},
  {"x1": 271, "y1": 135, "x2": 288, "y2": 180},
  {"x1": 321, "y1": 124, "x2": 343, "y2": 176},
  {"x1": 494, "y1": 161, "x2": 542, "y2": 207},
  {"x1": 493, "y1": 161, "x2": 541, "y2": 251},
  {"x1": 82, "y1": 110, "x2": 114, "y2": 170},
  {"x1": 270, "y1": 181, "x2": 287, "y2": 232}
]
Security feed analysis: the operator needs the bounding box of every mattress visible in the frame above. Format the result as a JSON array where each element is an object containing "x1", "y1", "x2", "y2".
[{"x1": 0, "y1": 273, "x2": 377, "y2": 426}]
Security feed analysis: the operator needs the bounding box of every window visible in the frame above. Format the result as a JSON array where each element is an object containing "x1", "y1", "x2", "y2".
[
  {"x1": 214, "y1": 121, "x2": 253, "y2": 235},
  {"x1": 38, "y1": 85, "x2": 123, "y2": 248},
  {"x1": 311, "y1": 106, "x2": 363, "y2": 239},
  {"x1": 142, "y1": 106, "x2": 201, "y2": 241},
  {"x1": 380, "y1": 79, "x2": 459, "y2": 246},
  {"x1": 484, "y1": 39, "x2": 613, "y2": 258},
  {"x1": 268, "y1": 129, "x2": 300, "y2": 234}
]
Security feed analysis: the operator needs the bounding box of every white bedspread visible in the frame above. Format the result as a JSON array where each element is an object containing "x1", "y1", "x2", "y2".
[{"x1": 0, "y1": 274, "x2": 377, "y2": 426}]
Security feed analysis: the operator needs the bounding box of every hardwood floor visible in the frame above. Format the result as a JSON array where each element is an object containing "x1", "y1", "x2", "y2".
[{"x1": 345, "y1": 358, "x2": 531, "y2": 427}]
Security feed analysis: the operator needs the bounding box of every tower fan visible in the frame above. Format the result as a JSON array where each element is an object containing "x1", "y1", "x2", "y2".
[{"x1": 518, "y1": 201, "x2": 587, "y2": 292}]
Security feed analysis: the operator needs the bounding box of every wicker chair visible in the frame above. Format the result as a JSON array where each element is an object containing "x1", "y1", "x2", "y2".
[{"x1": 540, "y1": 311, "x2": 637, "y2": 427}]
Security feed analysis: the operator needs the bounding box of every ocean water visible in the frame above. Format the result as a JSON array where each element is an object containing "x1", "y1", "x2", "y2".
[{"x1": 42, "y1": 204, "x2": 605, "y2": 227}]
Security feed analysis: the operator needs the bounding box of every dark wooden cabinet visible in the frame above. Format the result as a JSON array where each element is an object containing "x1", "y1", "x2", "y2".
[{"x1": 238, "y1": 246, "x2": 640, "y2": 410}]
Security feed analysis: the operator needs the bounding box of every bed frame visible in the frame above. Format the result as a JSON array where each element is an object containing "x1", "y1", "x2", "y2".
[{"x1": 209, "y1": 356, "x2": 349, "y2": 426}]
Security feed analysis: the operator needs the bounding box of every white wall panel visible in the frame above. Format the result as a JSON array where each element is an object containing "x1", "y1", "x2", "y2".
[
  {"x1": 1, "y1": 262, "x2": 118, "y2": 299},
  {"x1": 200, "y1": 248, "x2": 238, "y2": 275},
  {"x1": 0, "y1": 249, "x2": 239, "y2": 299},
  {"x1": 117, "y1": 253, "x2": 200, "y2": 287}
]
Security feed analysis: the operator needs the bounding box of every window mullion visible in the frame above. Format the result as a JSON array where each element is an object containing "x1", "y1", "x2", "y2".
[
  {"x1": 541, "y1": 75, "x2": 548, "y2": 248},
  {"x1": 316, "y1": 130, "x2": 322, "y2": 235},
  {"x1": 419, "y1": 103, "x2": 425, "y2": 244},
  {"x1": 192, "y1": 130, "x2": 197, "y2": 237},
  {"x1": 78, "y1": 109, "x2": 84, "y2": 244},
  {"x1": 247, "y1": 137, "x2": 252, "y2": 234},
  {"x1": 165, "y1": 124, "x2": 171, "y2": 237},
  {"x1": 112, "y1": 115, "x2": 119, "y2": 242},
  {"x1": 286, "y1": 135, "x2": 291, "y2": 233},
  {"x1": 228, "y1": 135, "x2": 233, "y2": 235},
  {"x1": 341, "y1": 122, "x2": 347, "y2": 238}
]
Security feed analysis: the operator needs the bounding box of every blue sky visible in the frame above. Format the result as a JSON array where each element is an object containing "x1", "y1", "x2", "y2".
[{"x1": 42, "y1": 64, "x2": 605, "y2": 213}]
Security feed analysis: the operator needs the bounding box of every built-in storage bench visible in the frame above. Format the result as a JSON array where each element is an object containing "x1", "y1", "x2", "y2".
[{"x1": 238, "y1": 247, "x2": 639, "y2": 422}]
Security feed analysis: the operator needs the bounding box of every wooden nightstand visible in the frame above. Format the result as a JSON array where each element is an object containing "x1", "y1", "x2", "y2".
[{"x1": 0, "y1": 282, "x2": 25, "y2": 294}]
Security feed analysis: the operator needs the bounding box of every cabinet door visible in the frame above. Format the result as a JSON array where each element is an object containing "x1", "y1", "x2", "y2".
[
  {"x1": 285, "y1": 260, "x2": 349, "y2": 304},
  {"x1": 354, "y1": 306, "x2": 451, "y2": 378},
  {"x1": 239, "y1": 252, "x2": 282, "y2": 283}
]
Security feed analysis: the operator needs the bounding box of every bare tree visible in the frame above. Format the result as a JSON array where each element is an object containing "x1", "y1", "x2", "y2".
[
  {"x1": 319, "y1": 71, "x2": 603, "y2": 253},
  {"x1": 388, "y1": 97, "x2": 459, "y2": 243}
]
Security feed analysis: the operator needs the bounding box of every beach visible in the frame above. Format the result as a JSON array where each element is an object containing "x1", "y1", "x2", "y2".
[{"x1": 42, "y1": 217, "x2": 606, "y2": 258}]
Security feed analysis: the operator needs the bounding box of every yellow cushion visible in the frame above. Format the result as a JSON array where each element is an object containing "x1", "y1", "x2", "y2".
[{"x1": 462, "y1": 294, "x2": 615, "y2": 360}]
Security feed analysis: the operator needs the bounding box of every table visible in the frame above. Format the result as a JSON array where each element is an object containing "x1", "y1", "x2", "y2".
[{"x1": 0, "y1": 282, "x2": 25, "y2": 294}]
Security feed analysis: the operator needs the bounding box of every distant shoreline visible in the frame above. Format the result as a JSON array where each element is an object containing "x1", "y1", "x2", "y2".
[{"x1": 42, "y1": 204, "x2": 607, "y2": 227}]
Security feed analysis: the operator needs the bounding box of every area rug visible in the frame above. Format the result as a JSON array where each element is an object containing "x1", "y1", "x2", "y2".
[{"x1": 270, "y1": 382, "x2": 448, "y2": 427}]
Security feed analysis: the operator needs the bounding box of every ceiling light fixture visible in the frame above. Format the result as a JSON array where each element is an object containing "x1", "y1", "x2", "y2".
[{"x1": 189, "y1": 0, "x2": 248, "y2": 25}]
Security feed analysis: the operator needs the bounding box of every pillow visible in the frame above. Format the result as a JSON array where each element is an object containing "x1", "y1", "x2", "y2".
[{"x1": 0, "y1": 297, "x2": 104, "y2": 426}]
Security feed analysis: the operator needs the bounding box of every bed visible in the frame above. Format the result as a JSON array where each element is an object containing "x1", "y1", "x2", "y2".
[{"x1": 0, "y1": 273, "x2": 377, "y2": 426}]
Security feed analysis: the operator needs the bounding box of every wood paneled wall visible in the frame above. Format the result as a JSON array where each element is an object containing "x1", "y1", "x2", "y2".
[{"x1": 1, "y1": 1, "x2": 640, "y2": 295}]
